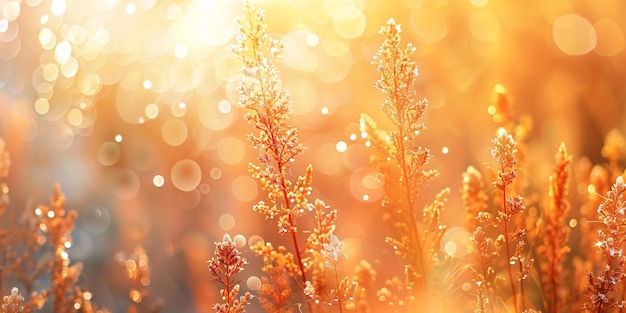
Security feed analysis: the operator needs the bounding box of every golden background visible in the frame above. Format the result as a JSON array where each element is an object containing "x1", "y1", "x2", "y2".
[{"x1": 0, "y1": 0, "x2": 624, "y2": 311}]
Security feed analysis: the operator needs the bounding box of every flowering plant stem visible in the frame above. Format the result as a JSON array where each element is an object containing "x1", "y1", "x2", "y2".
[{"x1": 501, "y1": 187, "x2": 518, "y2": 312}]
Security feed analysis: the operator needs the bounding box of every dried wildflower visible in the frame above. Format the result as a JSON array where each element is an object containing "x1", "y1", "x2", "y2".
[
  {"x1": 462, "y1": 166, "x2": 489, "y2": 230},
  {"x1": 2, "y1": 287, "x2": 24, "y2": 313},
  {"x1": 252, "y1": 242, "x2": 296, "y2": 313},
  {"x1": 36, "y1": 184, "x2": 84, "y2": 313},
  {"x1": 208, "y1": 234, "x2": 252, "y2": 313},
  {"x1": 492, "y1": 129, "x2": 533, "y2": 312},
  {"x1": 307, "y1": 199, "x2": 337, "y2": 252},
  {"x1": 232, "y1": 0, "x2": 306, "y2": 234},
  {"x1": 468, "y1": 226, "x2": 496, "y2": 313},
  {"x1": 467, "y1": 128, "x2": 533, "y2": 312},
  {"x1": 474, "y1": 281, "x2": 487, "y2": 313},
  {"x1": 361, "y1": 18, "x2": 447, "y2": 307},
  {"x1": 491, "y1": 128, "x2": 518, "y2": 191},
  {"x1": 232, "y1": 2, "x2": 351, "y2": 311},
  {"x1": 350, "y1": 260, "x2": 377, "y2": 312},
  {"x1": 303, "y1": 281, "x2": 316, "y2": 301},
  {"x1": 489, "y1": 85, "x2": 533, "y2": 200},
  {"x1": 231, "y1": 0, "x2": 307, "y2": 280},
  {"x1": 584, "y1": 176, "x2": 626, "y2": 312},
  {"x1": 0, "y1": 142, "x2": 107, "y2": 312},
  {"x1": 115, "y1": 245, "x2": 161, "y2": 313},
  {"x1": 323, "y1": 234, "x2": 358, "y2": 312},
  {"x1": 537, "y1": 143, "x2": 572, "y2": 313},
  {"x1": 489, "y1": 84, "x2": 513, "y2": 127},
  {"x1": 0, "y1": 138, "x2": 10, "y2": 179},
  {"x1": 0, "y1": 138, "x2": 9, "y2": 217},
  {"x1": 376, "y1": 277, "x2": 411, "y2": 310},
  {"x1": 328, "y1": 277, "x2": 358, "y2": 310},
  {"x1": 423, "y1": 188, "x2": 450, "y2": 255},
  {"x1": 601, "y1": 128, "x2": 626, "y2": 178},
  {"x1": 322, "y1": 234, "x2": 347, "y2": 269},
  {"x1": 0, "y1": 146, "x2": 47, "y2": 310}
]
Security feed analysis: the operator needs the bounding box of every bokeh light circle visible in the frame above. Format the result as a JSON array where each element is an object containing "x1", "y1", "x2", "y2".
[
  {"x1": 246, "y1": 276, "x2": 261, "y2": 291},
  {"x1": 114, "y1": 170, "x2": 140, "y2": 200},
  {"x1": 553, "y1": 14, "x2": 597, "y2": 56},
  {"x1": 3, "y1": 1, "x2": 20, "y2": 22},
  {"x1": 176, "y1": 189, "x2": 201, "y2": 210},
  {"x1": 247, "y1": 276, "x2": 261, "y2": 291},
  {"x1": 593, "y1": 18, "x2": 625, "y2": 57},
  {"x1": 232, "y1": 175, "x2": 258, "y2": 202},
  {"x1": 469, "y1": 11, "x2": 501, "y2": 42},
  {"x1": 171, "y1": 159, "x2": 202, "y2": 192},
  {"x1": 217, "y1": 137, "x2": 245, "y2": 165},
  {"x1": 161, "y1": 118, "x2": 188, "y2": 147},
  {"x1": 219, "y1": 214, "x2": 235, "y2": 230},
  {"x1": 97, "y1": 141, "x2": 121, "y2": 166},
  {"x1": 285, "y1": 79, "x2": 317, "y2": 115},
  {"x1": 410, "y1": 6, "x2": 448, "y2": 44},
  {"x1": 282, "y1": 30, "x2": 320, "y2": 72},
  {"x1": 440, "y1": 226, "x2": 471, "y2": 258},
  {"x1": 152, "y1": 174, "x2": 165, "y2": 187},
  {"x1": 233, "y1": 234, "x2": 246, "y2": 247},
  {"x1": 332, "y1": 7, "x2": 366, "y2": 40},
  {"x1": 198, "y1": 98, "x2": 235, "y2": 131},
  {"x1": 349, "y1": 168, "x2": 383, "y2": 203},
  {"x1": 82, "y1": 206, "x2": 111, "y2": 234}
]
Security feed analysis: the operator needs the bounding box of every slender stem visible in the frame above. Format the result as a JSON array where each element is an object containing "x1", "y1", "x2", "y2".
[
  {"x1": 478, "y1": 249, "x2": 496, "y2": 313},
  {"x1": 243, "y1": 8, "x2": 313, "y2": 312},
  {"x1": 225, "y1": 259, "x2": 233, "y2": 308},
  {"x1": 597, "y1": 255, "x2": 612, "y2": 313},
  {"x1": 399, "y1": 137, "x2": 428, "y2": 295},
  {"x1": 391, "y1": 53, "x2": 428, "y2": 296},
  {"x1": 548, "y1": 232, "x2": 558, "y2": 313},
  {"x1": 0, "y1": 245, "x2": 4, "y2": 295},
  {"x1": 502, "y1": 188, "x2": 517, "y2": 312},
  {"x1": 621, "y1": 280, "x2": 626, "y2": 313},
  {"x1": 334, "y1": 269, "x2": 344, "y2": 313},
  {"x1": 518, "y1": 261, "x2": 525, "y2": 311},
  {"x1": 279, "y1": 172, "x2": 313, "y2": 313}
]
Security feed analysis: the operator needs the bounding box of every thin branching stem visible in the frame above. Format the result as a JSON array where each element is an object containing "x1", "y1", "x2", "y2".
[
  {"x1": 334, "y1": 270, "x2": 344, "y2": 313},
  {"x1": 389, "y1": 22, "x2": 428, "y2": 296},
  {"x1": 502, "y1": 187, "x2": 518, "y2": 312},
  {"x1": 396, "y1": 114, "x2": 428, "y2": 294}
]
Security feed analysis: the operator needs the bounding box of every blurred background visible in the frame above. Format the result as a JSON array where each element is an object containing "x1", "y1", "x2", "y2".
[{"x1": 0, "y1": 0, "x2": 624, "y2": 311}]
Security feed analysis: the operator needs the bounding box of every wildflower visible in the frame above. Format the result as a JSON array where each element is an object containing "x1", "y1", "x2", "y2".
[
  {"x1": 491, "y1": 128, "x2": 518, "y2": 190},
  {"x1": 208, "y1": 234, "x2": 252, "y2": 313},
  {"x1": 362, "y1": 18, "x2": 447, "y2": 308},
  {"x1": 231, "y1": 3, "x2": 349, "y2": 312},
  {"x1": 2, "y1": 288, "x2": 24, "y2": 313},
  {"x1": 536, "y1": 143, "x2": 573, "y2": 313},
  {"x1": 584, "y1": 175, "x2": 626, "y2": 312},
  {"x1": 323, "y1": 234, "x2": 347, "y2": 268}
]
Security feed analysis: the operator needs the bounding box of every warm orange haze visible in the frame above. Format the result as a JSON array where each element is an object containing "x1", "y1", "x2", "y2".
[{"x1": 0, "y1": 0, "x2": 625, "y2": 312}]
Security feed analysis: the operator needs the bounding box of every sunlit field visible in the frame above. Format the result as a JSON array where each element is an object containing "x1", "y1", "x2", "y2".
[{"x1": 0, "y1": 0, "x2": 625, "y2": 312}]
